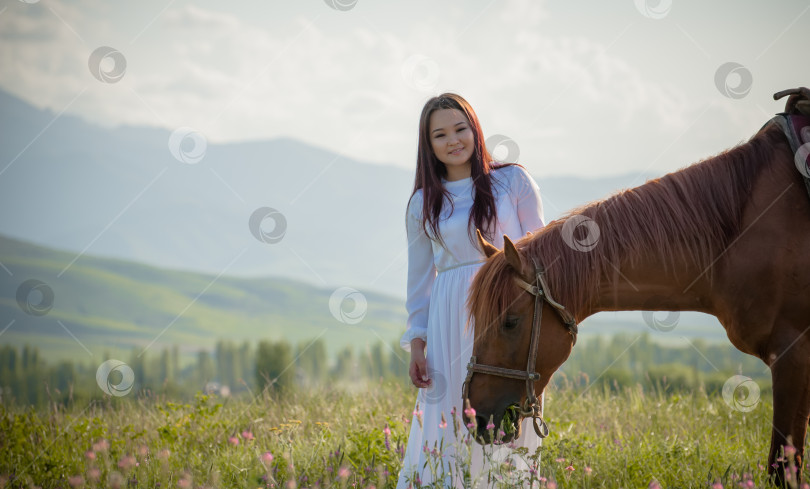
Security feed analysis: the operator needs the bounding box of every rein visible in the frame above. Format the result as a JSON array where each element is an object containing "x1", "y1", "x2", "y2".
[{"x1": 462, "y1": 258, "x2": 578, "y2": 439}]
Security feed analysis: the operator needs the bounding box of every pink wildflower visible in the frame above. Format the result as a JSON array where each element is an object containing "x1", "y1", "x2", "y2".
[
  {"x1": 228, "y1": 436, "x2": 239, "y2": 446},
  {"x1": 338, "y1": 467, "x2": 350, "y2": 479},
  {"x1": 555, "y1": 457, "x2": 566, "y2": 463},
  {"x1": 86, "y1": 468, "x2": 100, "y2": 482},
  {"x1": 711, "y1": 483, "x2": 724, "y2": 489},
  {"x1": 584, "y1": 466, "x2": 592, "y2": 475},
  {"x1": 784, "y1": 445, "x2": 797, "y2": 457},
  {"x1": 117, "y1": 455, "x2": 136, "y2": 471},
  {"x1": 92, "y1": 439, "x2": 109, "y2": 452},
  {"x1": 383, "y1": 424, "x2": 391, "y2": 450},
  {"x1": 648, "y1": 480, "x2": 662, "y2": 489},
  {"x1": 486, "y1": 422, "x2": 495, "y2": 430},
  {"x1": 464, "y1": 406, "x2": 476, "y2": 419},
  {"x1": 565, "y1": 465, "x2": 575, "y2": 472},
  {"x1": 84, "y1": 450, "x2": 96, "y2": 461},
  {"x1": 68, "y1": 475, "x2": 84, "y2": 488},
  {"x1": 262, "y1": 451, "x2": 274, "y2": 464}
]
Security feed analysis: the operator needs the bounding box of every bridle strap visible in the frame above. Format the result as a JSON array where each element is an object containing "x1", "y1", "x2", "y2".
[
  {"x1": 514, "y1": 269, "x2": 578, "y2": 343},
  {"x1": 463, "y1": 258, "x2": 578, "y2": 440}
]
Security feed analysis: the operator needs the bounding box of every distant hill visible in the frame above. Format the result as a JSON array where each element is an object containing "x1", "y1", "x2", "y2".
[
  {"x1": 0, "y1": 87, "x2": 657, "y2": 299},
  {"x1": 0, "y1": 234, "x2": 408, "y2": 364}
]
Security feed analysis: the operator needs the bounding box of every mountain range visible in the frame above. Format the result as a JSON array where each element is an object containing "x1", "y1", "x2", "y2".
[
  {"x1": 0, "y1": 87, "x2": 659, "y2": 298},
  {"x1": 0, "y1": 88, "x2": 730, "y2": 363}
]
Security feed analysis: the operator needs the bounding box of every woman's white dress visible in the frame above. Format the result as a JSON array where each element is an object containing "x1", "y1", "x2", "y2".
[{"x1": 397, "y1": 164, "x2": 546, "y2": 488}]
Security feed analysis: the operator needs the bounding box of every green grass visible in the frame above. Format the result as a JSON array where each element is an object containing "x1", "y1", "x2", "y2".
[{"x1": 1, "y1": 382, "x2": 806, "y2": 489}]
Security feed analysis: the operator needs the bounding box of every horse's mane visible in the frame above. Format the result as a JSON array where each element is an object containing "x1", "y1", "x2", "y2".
[{"x1": 469, "y1": 123, "x2": 790, "y2": 338}]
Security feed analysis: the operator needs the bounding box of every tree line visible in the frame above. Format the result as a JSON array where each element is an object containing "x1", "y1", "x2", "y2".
[
  {"x1": 0, "y1": 338, "x2": 410, "y2": 407},
  {"x1": 0, "y1": 332, "x2": 771, "y2": 408}
]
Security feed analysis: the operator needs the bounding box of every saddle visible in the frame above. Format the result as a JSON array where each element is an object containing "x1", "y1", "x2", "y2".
[{"x1": 763, "y1": 87, "x2": 810, "y2": 197}]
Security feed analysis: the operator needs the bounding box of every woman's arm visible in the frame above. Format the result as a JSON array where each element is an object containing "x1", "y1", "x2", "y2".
[
  {"x1": 512, "y1": 165, "x2": 546, "y2": 233},
  {"x1": 401, "y1": 194, "x2": 436, "y2": 388},
  {"x1": 400, "y1": 194, "x2": 436, "y2": 351}
]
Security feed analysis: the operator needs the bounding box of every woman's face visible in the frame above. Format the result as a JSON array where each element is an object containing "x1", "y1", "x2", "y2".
[{"x1": 428, "y1": 108, "x2": 475, "y2": 177}]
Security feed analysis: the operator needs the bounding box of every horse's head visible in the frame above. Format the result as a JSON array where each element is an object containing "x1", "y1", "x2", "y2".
[{"x1": 464, "y1": 229, "x2": 576, "y2": 444}]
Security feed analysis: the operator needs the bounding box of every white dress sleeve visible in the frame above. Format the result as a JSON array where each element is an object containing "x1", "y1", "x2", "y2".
[
  {"x1": 511, "y1": 165, "x2": 546, "y2": 233},
  {"x1": 400, "y1": 192, "x2": 437, "y2": 352}
]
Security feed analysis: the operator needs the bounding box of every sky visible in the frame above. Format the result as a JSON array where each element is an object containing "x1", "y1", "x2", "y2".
[{"x1": 1, "y1": 0, "x2": 808, "y2": 179}]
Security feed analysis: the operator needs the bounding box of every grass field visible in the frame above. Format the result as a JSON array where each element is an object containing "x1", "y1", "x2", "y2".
[{"x1": 1, "y1": 379, "x2": 807, "y2": 489}]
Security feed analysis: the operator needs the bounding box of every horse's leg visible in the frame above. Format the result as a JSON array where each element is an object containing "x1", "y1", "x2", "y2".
[{"x1": 767, "y1": 338, "x2": 810, "y2": 486}]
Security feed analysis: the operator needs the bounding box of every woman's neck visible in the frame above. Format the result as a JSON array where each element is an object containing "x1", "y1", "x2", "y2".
[{"x1": 444, "y1": 162, "x2": 472, "y2": 181}]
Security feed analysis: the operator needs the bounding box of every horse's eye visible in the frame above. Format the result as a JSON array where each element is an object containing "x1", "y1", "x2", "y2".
[{"x1": 503, "y1": 315, "x2": 520, "y2": 330}]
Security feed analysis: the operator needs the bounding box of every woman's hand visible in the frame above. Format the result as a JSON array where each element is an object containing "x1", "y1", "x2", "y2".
[{"x1": 409, "y1": 338, "x2": 432, "y2": 388}]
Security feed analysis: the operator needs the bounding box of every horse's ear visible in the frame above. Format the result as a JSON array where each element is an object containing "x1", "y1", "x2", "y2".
[
  {"x1": 476, "y1": 229, "x2": 500, "y2": 258},
  {"x1": 503, "y1": 234, "x2": 524, "y2": 273}
]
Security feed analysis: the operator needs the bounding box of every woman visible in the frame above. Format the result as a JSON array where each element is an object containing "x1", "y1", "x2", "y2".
[{"x1": 398, "y1": 93, "x2": 546, "y2": 488}]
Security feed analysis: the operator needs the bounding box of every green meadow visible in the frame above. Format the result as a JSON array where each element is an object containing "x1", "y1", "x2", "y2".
[{"x1": 1, "y1": 381, "x2": 806, "y2": 488}]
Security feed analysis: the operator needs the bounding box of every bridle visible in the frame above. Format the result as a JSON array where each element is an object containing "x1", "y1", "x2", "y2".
[{"x1": 461, "y1": 258, "x2": 578, "y2": 439}]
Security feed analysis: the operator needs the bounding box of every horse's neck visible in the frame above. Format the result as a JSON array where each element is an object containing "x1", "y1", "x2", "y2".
[
  {"x1": 585, "y1": 254, "x2": 710, "y2": 316},
  {"x1": 584, "y1": 252, "x2": 715, "y2": 319}
]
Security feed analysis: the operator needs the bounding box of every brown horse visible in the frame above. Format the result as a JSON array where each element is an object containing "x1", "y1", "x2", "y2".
[{"x1": 464, "y1": 92, "x2": 810, "y2": 485}]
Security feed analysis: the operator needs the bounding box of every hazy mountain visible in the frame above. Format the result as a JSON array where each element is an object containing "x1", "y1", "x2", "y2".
[
  {"x1": 0, "y1": 88, "x2": 660, "y2": 299},
  {"x1": 0, "y1": 88, "x2": 730, "y2": 351}
]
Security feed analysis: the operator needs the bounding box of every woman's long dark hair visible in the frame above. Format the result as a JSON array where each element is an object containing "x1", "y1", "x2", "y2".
[{"x1": 408, "y1": 93, "x2": 514, "y2": 247}]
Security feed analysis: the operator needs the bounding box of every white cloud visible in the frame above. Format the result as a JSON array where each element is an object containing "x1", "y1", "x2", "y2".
[{"x1": 0, "y1": 0, "x2": 798, "y2": 177}]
